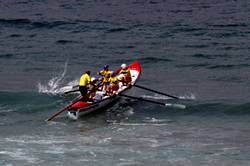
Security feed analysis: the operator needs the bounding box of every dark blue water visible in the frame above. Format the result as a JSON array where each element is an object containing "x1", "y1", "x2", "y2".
[{"x1": 1, "y1": 0, "x2": 250, "y2": 165}]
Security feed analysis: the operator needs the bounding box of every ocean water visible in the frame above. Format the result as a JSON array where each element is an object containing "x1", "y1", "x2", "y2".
[{"x1": 1, "y1": 0, "x2": 250, "y2": 165}]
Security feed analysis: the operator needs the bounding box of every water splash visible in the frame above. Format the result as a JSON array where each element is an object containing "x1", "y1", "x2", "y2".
[{"x1": 37, "y1": 61, "x2": 79, "y2": 95}]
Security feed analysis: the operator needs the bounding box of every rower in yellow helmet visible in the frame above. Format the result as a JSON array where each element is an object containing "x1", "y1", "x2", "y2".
[
  {"x1": 99, "y1": 64, "x2": 111, "y2": 78},
  {"x1": 101, "y1": 72, "x2": 111, "y2": 91},
  {"x1": 98, "y1": 64, "x2": 111, "y2": 91}
]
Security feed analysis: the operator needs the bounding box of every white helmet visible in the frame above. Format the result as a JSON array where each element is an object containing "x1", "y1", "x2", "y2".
[
  {"x1": 121, "y1": 64, "x2": 127, "y2": 69},
  {"x1": 91, "y1": 77, "x2": 96, "y2": 81}
]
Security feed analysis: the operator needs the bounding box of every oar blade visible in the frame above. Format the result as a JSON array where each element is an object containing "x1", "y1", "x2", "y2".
[
  {"x1": 134, "y1": 84, "x2": 179, "y2": 99},
  {"x1": 165, "y1": 103, "x2": 186, "y2": 109}
]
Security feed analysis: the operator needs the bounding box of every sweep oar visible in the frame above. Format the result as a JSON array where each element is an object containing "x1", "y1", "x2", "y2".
[
  {"x1": 119, "y1": 94, "x2": 186, "y2": 109},
  {"x1": 46, "y1": 96, "x2": 81, "y2": 121},
  {"x1": 64, "y1": 89, "x2": 79, "y2": 94},
  {"x1": 46, "y1": 104, "x2": 72, "y2": 121},
  {"x1": 134, "y1": 84, "x2": 179, "y2": 99}
]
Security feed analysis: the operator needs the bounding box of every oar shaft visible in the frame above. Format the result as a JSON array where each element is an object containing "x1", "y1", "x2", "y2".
[
  {"x1": 134, "y1": 84, "x2": 179, "y2": 99},
  {"x1": 46, "y1": 105, "x2": 71, "y2": 121},
  {"x1": 119, "y1": 94, "x2": 165, "y2": 106},
  {"x1": 72, "y1": 85, "x2": 79, "y2": 89},
  {"x1": 64, "y1": 89, "x2": 79, "y2": 94},
  {"x1": 119, "y1": 94, "x2": 186, "y2": 109},
  {"x1": 46, "y1": 96, "x2": 83, "y2": 121}
]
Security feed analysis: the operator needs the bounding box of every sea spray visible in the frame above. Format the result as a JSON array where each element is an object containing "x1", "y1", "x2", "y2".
[{"x1": 37, "y1": 61, "x2": 78, "y2": 95}]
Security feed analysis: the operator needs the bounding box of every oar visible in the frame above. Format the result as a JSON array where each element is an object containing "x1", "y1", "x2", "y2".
[
  {"x1": 46, "y1": 96, "x2": 82, "y2": 121},
  {"x1": 134, "y1": 84, "x2": 179, "y2": 99},
  {"x1": 45, "y1": 104, "x2": 72, "y2": 121},
  {"x1": 64, "y1": 81, "x2": 103, "y2": 95},
  {"x1": 64, "y1": 89, "x2": 79, "y2": 94},
  {"x1": 119, "y1": 94, "x2": 186, "y2": 109},
  {"x1": 72, "y1": 85, "x2": 79, "y2": 89}
]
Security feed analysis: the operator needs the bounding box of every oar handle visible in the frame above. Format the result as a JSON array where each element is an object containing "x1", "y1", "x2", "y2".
[{"x1": 134, "y1": 84, "x2": 179, "y2": 99}]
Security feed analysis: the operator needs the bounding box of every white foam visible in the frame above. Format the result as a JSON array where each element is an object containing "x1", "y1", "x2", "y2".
[
  {"x1": 112, "y1": 122, "x2": 168, "y2": 126},
  {"x1": 44, "y1": 145, "x2": 65, "y2": 154},
  {"x1": 123, "y1": 106, "x2": 134, "y2": 116},
  {"x1": 5, "y1": 137, "x2": 72, "y2": 145},
  {"x1": 98, "y1": 137, "x2": 112, "y2": 144},
  {"x1": 144, "y1": 117, "x2": 169, "y2": 123},
  {"x1": 89, "y1": 151, "x2": 97, "y2": 157},
  {"x1": 0, "y1": 149, "x2": 40, "y2": 164},
  {"x1": 0, "y1": 106, "x2": 15, "y2": 113},
  {"x1": 179, "y1": 93, "x2": 196, "y2": 100},
  {"x1": 78, "y1": 158, "x2": 98, "y2": 162}
]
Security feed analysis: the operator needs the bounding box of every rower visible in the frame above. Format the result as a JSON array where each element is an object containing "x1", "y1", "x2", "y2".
[
  {"x1": 98, "y1": 64, "x2": 111, "y2": 91},
  {"x1": 88, "y1": 77, "x2": 99, "y2": 99},
  {"x1": 117, "y1": 64, "x2": 132, "y2": 86},
  {"x1": 101, "y1": 72, "x2": 111, "y2": 91},
  {"x1": 79, "y1": 70, "x2": 91, "y2": 97},
  {"x1": 106, "y1": 71, "x2": 119, "y2": 95},
  {"x1": 99, "y1": 64, "x2": 111, "y2": 78}
]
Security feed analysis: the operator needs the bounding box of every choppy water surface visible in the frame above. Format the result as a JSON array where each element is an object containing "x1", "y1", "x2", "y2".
[{"x1": 0, "y1": 0, "x2": 250, "y2": 165}]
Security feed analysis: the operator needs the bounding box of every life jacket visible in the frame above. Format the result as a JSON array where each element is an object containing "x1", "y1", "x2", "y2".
[
  {"x1": 118, "y1": 68, "x2": 131, "y2": 84},
  {"x1": 88, "y1": 81, "x2": 98, "y2": 91},
  {"x1": 79, "y1": 73, "x2": 90, "y2": 86},
  {"x1": 109, "y1": 76, "x2": 118, "y2": 85},
  {"x1": 119, "y1": 69, "x2": 129, "y2": 75},
  {"x1": 102, "y1": 75, "x2": 111, "y2": 83},
  {"x1": 99, "y1": 69, "x2": 110, "y2": 77}
]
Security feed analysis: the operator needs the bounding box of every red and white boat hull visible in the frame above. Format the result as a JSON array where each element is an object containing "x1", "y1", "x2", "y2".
[{"x1": 67, "y1": 61, "x2": 141, "y2": 120}]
